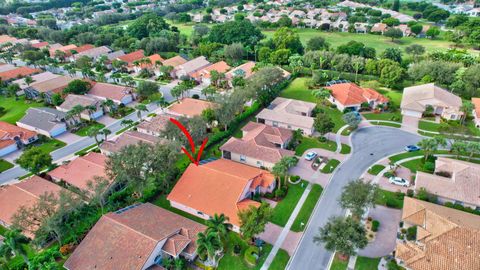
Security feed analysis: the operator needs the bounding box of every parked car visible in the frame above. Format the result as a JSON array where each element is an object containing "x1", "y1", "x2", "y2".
[
  {"x1": 405, "y1": 145, "x2": 420, "y2": 152},
  {"x1": 305, "y1": 151, "x2": 317, "y2": 161},
  {"x1": 389, "y1": 176, "x2": 410, "y2": 187}
]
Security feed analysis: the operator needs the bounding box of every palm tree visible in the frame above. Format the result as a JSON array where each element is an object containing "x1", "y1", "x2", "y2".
[
  {"x1": 174, "y1": 258, "x2": 185, "y2": 270},
  {"x1": 135, "y1": 104, "x2": 148, "y2": 121},
  {"x1": 206, "y1": 213, "x2": 232, "y2": 242},
  {"x1": 64, "y1": 64, "x2": 76, "y2": 76},
  {"x1": 24, "y1": 76, "x2": 34, "y2": 86},
  {"x1": 460, "y1": 101, "x2": 473, "y2": 125},
  {"x1": 418, "y1": 136, "x2": 446, "y2": 161},
  {"x1": 272, "y1": 156, "x2": 299, "y2": 188},
  {"x1": 121, "y1": 119, "x2": 134, "y2": 128},
  {"x1": 88, "y1": 126, "x2": 102, "y2": 146},
  {"x1": 313, "y1": 88, "x2": 331, "y2": 105},
  {"x1": 85, "y1": 105, "x2": 97, "y2": 118},
  {"x1": 155, "y1": 96, "x2": 168, "y2": 111},
  {"x1": 68, "y1": 104, "x2": 85, "y2": 124},
  {"x1": 101, "y1": 128, "x2": 112, "y2": 141},
  {"x1": 466, "y1": 141, "x2": 480, "y2": 161},
  {"x1": 102, "y1": 99, "x2": 116, "y2": 113},
  {"x1": 196, "y1": 231, "x2": 223, "y2": 267},
  {"x1": 0, "y1": 230, "x2": 30, "y2": 265}
]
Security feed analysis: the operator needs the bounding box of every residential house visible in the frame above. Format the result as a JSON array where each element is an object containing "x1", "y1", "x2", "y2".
[
  {"x1": 173, "y1": 56, "x2": 211, "y2": 78},
  {"x1": 326, "y1": 83, "x2": 389, "y2": 111},
  {"x1": 136, "y1": 114, "x2": 171, "y2": 137},
  {"x1": 0, "y1": 66, "x2": 41, "y2": 82},
  {"x1": 87, "y1": 82, "x2": 134, "y2": 105},
  {"x1": 162, "y1": 55, "x2": 188, "y2": 68},
  {"x1": 256, "y1": 97, "x2": 316, "y2": 135},
  {"x1": 0, "y1": 121, "x2": 37, "y2": 157},
  {"x1": 414, "y1": 157, "x2": 480, "y2": 209},
  {"x1": 353, "y1": 22, "x2": 368, "y2": 33},
  {"x1": 117, "y1": 49, "x2": 145, "y2": 71},
  {"x1": 472, "y1": 98, "x2": 480, "y2": 128},
  {"x1": 17, "y1": 107, "x2": 70, "y2": 137},
  {"x1": 166, "y1": 98, "x2": 215, "y2": 118},
  {"x1": 395, "y1": 24, "x2": 412, "y2": 37},
  {"x1": 225, "y1": 61, "x2": 256, "y2": 87},
  {"x1": 190, "y1": 61, "x2": 231, "y2": 85},
  {"x1": 400, "y1": 83, "x2": 463, "y2": 120},
  {"x1": 49, "y1": 44, "x2": 77, "y2": 57},
  {"x1": 12, "y1": 71, "x2": 60, "y2": 90},
  {"x1": 57, "y1": 94, "x2": 103, "y2": 120},
  {"x1": 100, "y1": 131, "x2": 162, "y2": 155},
  {"x1": 220, "y1": 122, "x2": 294, "y2": 169},
  {"x1": 0, "y1": 176, "x2": 67, "y2": 236},
  {"x1": 133, "y1": 54, "x2": 164, "y2": 74},
  {"x1": 30, "y1": 41, "x2": 49, "y2": 49},
  {"x1": 168, "y1": 159, "x2": 276, "y2": 231},
  {"x1": 72, "y1": 46, "x2": 112, "y2": 61},
  {"x1": 64, "y1": 203, "x2": 206, "y2": 270},
  {"x1": 0, "y1": 63, "x2": 17, "y2": 73},
  {"x1": 48, "y1": 152, "x2": 108, "y2": 193},
  {"x1": 370, "y1": 23, "x2": 388, "y2": 34},
  {"x1": 395, "y1": 197, "x2": 480, "y2": 270},
  {"x1": 24, "y1": 75, "x2": 76, "y2": 103}
]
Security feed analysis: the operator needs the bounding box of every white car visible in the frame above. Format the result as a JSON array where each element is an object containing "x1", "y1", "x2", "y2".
[
  {"x1": 389, "y1": 177, "x2": 410, "y2": 187},
  {"x1": 304, "y1": 151, "x2": 317, "y2": 161}
]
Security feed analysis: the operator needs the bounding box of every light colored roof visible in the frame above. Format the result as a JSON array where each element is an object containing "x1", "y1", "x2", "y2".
[
  {"x1": 401, "y1": 83, "x2": 462, "y2": 112},
  {"x1": 88, "y1": 82, "x2": 133, "y2": 102},
  {"x1": 326, "y1": 83, "x2": 388, "y2": 106},
  {"x1": 75, "y1": 46, "x2": 111, "y2": 59},
  {"x1": 58, "y1": 94, "x2": 101, "y2": 111},
  {"x1": 167, "y1": 159, "x2": 274, "y2": 226},
  {"x1": 0, "y1": 121, "x2": 37, "y2": 149},
  {"x1": 415, "y1": 157, "x2": 480, "y2": 207},
  {"x1": 100, "y1": 131, "x2": 161, "y2": 154},
  {"x1": 12, "y1": 72, "x2": 60, "y2": 90},
  {"x1": 106, "y1": 50, "x2": 125, "y2": 61},
  {"x1": 256, "y1": 97, "x2": 316, "y2": 129},
  {"x1": 0, "y1": 35, "x2": 18, "y2": 44},
  {"x1": 0, "y1": 176, "x2": 65, "y2": 228},
  {"x1": 64, "y1": 203, "x2": 205, "y2": 270},
  {"x1": 136, "y1": 114, "x2": 171, "y2": 135},
  {"x1": 220, "y1": 122, "x2": 294, "y2": 164},
  {"x1": 0, "y1": 66, "x2": 41, "y2": 81},
  {"x1": 371, "y1": 23, "x2": 388, "y2": 32},
  {"x1": 162, "y1": 55, "x2": 188, "y2": 67},
  {"x1": 167, "y1": 98, "x2": 215, "y2": 118},
  {"x1": 29, "y1": 75, "x2": 76, "y2": 93},
  {"x1": 396, "y1": 197, "x2": 480, "y2": 270},
  {"x1": 0, "y1": 64, "x2": 17, "y2": 73},
  {"x1": 47, "y1": 152, "x2": 108, "y2": 191},
  {"x1": 190, "y1": 61, "x2": 231, "y2": 80},
  {"x1": 226, "y1": 61, "x2": 256, "y2": 79},
  {"x1": 175, "y1": 56, "x2": 211, "y2": 75},
  {"x1": 472, "y1": 98, "x2": 480, "y2": 119},
  {"x1": 17, "y1": 107, "x2": 66, "y2": 132}
]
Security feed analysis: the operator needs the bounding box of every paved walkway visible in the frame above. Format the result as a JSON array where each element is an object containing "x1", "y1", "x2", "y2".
[
  {"x1": 260, "y1": 183, "x2": 312, "y2": 270},
  {"x1": 258, "y1": 223, "x2": 302, "y2": 256},
  {"x1": 291, "y1": 148, "x2": 346, "y2": 186}
]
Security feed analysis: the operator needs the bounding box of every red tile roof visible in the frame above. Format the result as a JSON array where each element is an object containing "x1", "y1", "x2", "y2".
[
  {"x1": 72, "y1": 44, "x2": 95, "y2": 54},
  {"x1": 167, "y1": 98, "x2": 215, "y2": 118},
  {"x1": 47, "y1": 152, "x2": 108, "y2": 192},
  {"x1": 161, "y1": 55, "x2": 187, "y2": 68},
  {"x1": 139, "y1": 54, "x2": 165, "y2": 69},
  {"x1": 117, "y1": 50, "x2": 145, "y2": 65},
  {"x1": 326, "y1": 83, "x2": 388, "y2": 106},
  {"x1": 167, "y1": 159, "x2": 274, "y2": 226},
  {"x1": 31, "y1": 41, "x2": 49, "y2": 49},
  {"x1": 0, "y1": 66, "x2": 41, "y2": 81},
  {"x1": 88, "y1": 82, "x2": 133, "y2": 102},
  {"x1": 472, "y1": 98, "x2": 480, "y2": 119},
  {"x1": 0, "y1": 121, "x2": 37, "y2": 149},
  {"x1": 190, "y1": 61, "x2": 231, "y2": 80}
]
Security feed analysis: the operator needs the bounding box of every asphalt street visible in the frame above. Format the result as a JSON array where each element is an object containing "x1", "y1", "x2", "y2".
[{"x1": 287, "y1": 126, "x2": 421, "y2": 270}]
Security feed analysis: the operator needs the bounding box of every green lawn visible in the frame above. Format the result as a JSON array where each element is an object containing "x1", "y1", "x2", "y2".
[
  {"x1": 368, "y1": 164, "x2": 386, "y2": 175},
  {"x1": 375, "y1": 189, "x2": 405, "y2": 209},
  {"x1": 363, "y1": 112, "x2": 402, "y2": 122},
  {"x1": 389, "y1": 151, "x2": 425, "y2": 163},
  {"x1": 371, "y1": 121, "x2": 402, "y2": 128},
  {"x1": 321, "y1": 159, "x2": 340, "y2": 174},
  {"x1": 0, "y1": 159, "x2": 14, "y2": 172},
  {"x1": 0, "y1": 96, "x2": 43, "y2": 124},
  {"x1": 280, "y1": 78, "x2": 345, "y2": 131},
  {"x1": 418, "y1": 121, "x2": 440, "y2": 132},
  {"x1": 74, "y1": 144, "x2": 98, "y2": 156},
  {"x1": 355, "y1": 257, "x2": 381, "y2": 270},
  {"x1": 262, "y1": 29, "x2": 458, "y2": 54},
  {"x1": 330, "y1": 255, "x2": 348, "y2": 270},
  {"x1": 218, "y1": 232, "x2": 274, "y2": 270},
  {"x1": 268, "y1": 249, "x2": 290, "y2": 270},
  {"x1": 295, "y1": 137, "x2": 337, "y2": 155},
  {"x1": 270, "y1": 181, "x2": 308, "y2": 227},
  {"x1": 31, "y1": 137, "x2": 67, "y2": 154},
  {"x1": 340, "y1": 144, "x2": 351, "y2": 154},
  {"x1": 73, "y1": 122, "x2": 106, "y2": 136},
  {"x1": 291, "y1": 184, "x2": 323, "y2": 232}
]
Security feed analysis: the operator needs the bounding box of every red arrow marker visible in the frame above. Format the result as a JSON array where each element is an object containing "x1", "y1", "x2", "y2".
[{"x1": 169, "y1": 118, "x2": 208, "y2": 166}]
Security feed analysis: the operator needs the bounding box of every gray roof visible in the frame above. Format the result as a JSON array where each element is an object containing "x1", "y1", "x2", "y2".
[
  {"x1": 17, "y1": 107, "x2": 66, "y2": 131},
  {"x1": 106, "y1": 50, "x2": 125, "y2": 61},
  {"x1": 58, "y1": 94, "x2": 100, "y2": 111}
]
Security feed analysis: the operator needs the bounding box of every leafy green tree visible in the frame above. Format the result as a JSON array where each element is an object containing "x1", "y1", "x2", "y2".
[
  {"x1": 384, "y1": 28, "x2": 403, "y2": 42},
  {"x1": 306, "y1": 36, "x2": 329, "y2": 51},
  {"x1": 426, "y1": 27, "x2": 440, "y2": 39},
  {"x1": 339, "y1": 179, "x2": 378, "y2": 218},
  {"x1": 257, "y1": 47, "x2": 272, "y2": 62},
  {"x1": 342, "y1": 112, "x2": 361, "y2": 129},
  {"x1": 314, "y1": 216, "x2": 368, "y2": 256},
  {"x1": 272, "y1": 27, "x2": 304, "y2": 54},
  {"x1": 314, "y1": 112, "x2": 335, "y2": 136},
  {"x1": 392, "y1": 0, "x2": 400, "y2": 12},
  {"x1": 206, "y1": 213, "x2": 232, "y2": 242},
  {"x1": 16, "y1": 147, "x2": 52, "y2": 174},
  {"x1": 337, "y1": 41, "x2": 376, "y2": 58},
  {"x1": 381, "y1": 48, "x2": 402, "y2": 63},
  {"x1": 238, "y1": 202, "x2": 272, "y2": 241},
  {"x1": 136, "y1": 81, "x2": 159, "y2": 100},
  {"x1": 270, "y1": 49, "x2": 290, "y2": 65},
  {"x1": 410, "y1": 24, "x2": 423, "y2": 35},
  {"x1": 380, "y1": 61, "x2": 404, "y2": 87},
  {"x1": 196, "y1": 231, "x2": 223, "y2": 267},
  {"x1": 405, "y1": 44, "x2": 425, "y2": 62},
  {"x1": 207, "y1": 20, "x2": 264, "y2": 48},
  {"x1": 272, "y1": 156, "x2": 299, "y2": 188},
  {"x1": 224, "y1": 42, "x2": 245, "y2": 64},
  {"x1": 63, "y1": 79, "x2": 91, "y2": 95},
  {"x1": 127, "y1": 13, "x2": 170, "y2": 39},
  {"x1": 0, "y1": 229, "x2": 30, "y2": 265}
]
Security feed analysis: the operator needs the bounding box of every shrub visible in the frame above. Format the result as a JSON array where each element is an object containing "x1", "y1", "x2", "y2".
[
  {"x1": 406, "y1": 226, "x2": 417, "y2": 240},
  {"x1": 244, "y1": 246, "x2": 259, "y2": 265},
  {"x1": 233, "y1": 244, "x2": 242, "y2": 255},
  {"x1": 386, "y1": 198, "x2": 399, "y2": 208},
  {"x1": 423, "y1": 161, "x2": 435, "y2": 172},
  {"x1": 372, "y1": 220, "x2": 380, "y2": 232},
  {"x1": 318, "y1": 136, "x2": 327, "y2": 142},
  {"x1": 290, "y1": 175, "x2": 300, "y2": 182},
  {"x1": 275, "y1": 188, "x2": 286, "y2": 199},
  {"x1": 192, "y1": 94, "x2": 200, "y2": 99},
  {"x1": 367, "y1": 216, "x2": 372, "y2": 221},
  {"x1": 383, "y1": 171, "x2": 394, "y2": 178}
]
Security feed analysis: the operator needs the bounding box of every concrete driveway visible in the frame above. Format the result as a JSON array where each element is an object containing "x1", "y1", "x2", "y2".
[
  {"x1": 55, "y1": 132, "x2": 82, "y2": 144},
  {"x1": 290, "y1": 149, "x2": 346, "y2": 186},
  {"x1": 359, "y1": 206, "x2": 402, "y2": 258},
  {"x1": 287, "y1": 126, "x2": 421, "y2": 270},
  {"x1": 259, "y1": 223, "x2": 302, "y2": 256}
]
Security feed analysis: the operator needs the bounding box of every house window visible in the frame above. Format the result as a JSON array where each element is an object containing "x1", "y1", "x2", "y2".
[
  {"x1": 240, "y1": 155, "x2": 246, "y2": 162},
  {"x1": 197, "y1": 211, "x2": 204, "y2": 215},
  {"x1": 256, "y1": 161, "x2": 263, "y2": 166},
  {"x1": 287, "y1": 125, "x2": 292, "y2": 129},
  {"x1": 272, "y1": 121, "x2": 278, "y2": 127}
]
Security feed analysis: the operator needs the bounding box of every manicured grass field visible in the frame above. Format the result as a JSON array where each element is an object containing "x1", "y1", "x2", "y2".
[
  {"x1": 280, "y1": 78, "x2": 345, "y2": 131},
  {"x1": 418, "y1": 120, "x2": 440, "y2": 132},
  {"x1": 321, "y1": 159, "x2": 340, "y2": 173},
  {"x1": 73, "y1": 122, "x2": 106, "y2": 137},
  {"x1": 295, "y1": 137, "x2": 337, "y2": 155},
  {"x1": 368, "y1": 164, "x2": 386, "y2": 175},
  {"x1": 371, "y1": 121, "x2": 402, "y2": 128},
  {"x1": 291, "y1": 184, "x2": 323, "y2": 232},
  {"x1": 0, "y1": 97, "x2": 43, "y2": 124},
  {"x1": 268, "y1": 249, "x2": 290, "y2": 270},
  {"x1": 375, "y1": 189, "x2": 405, "y2": 209},
  {"x1": 355, "y1": 257, "x2": 381, "y2": 270},
  {"x1": 363, "y1": 112, "x2": 402, "y2": 122},
  {"x1": 340, "y1": 144, "x2": 351, "y2": 154},
  {"x1": 270, "y1": 181, "x2": 308, "y2": 227},
  {"x1": 33, "y1": 138, "x2": 67, "y2": 154},
  {"x1": 263, "y1": 29, "x2": 458, "y2": 54},
  {"x1": 0, "y1": 159, "x2": 14, "y2": 173},
  {"x1": 330, "y1": 254, "x2": 348, "y2": 270}
]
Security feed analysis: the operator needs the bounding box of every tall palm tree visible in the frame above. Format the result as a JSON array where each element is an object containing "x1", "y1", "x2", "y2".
[
  {"x1": 196, "y1": 231, "x2": 223, "y2": 267},
  {"x1": 121, "y1": 119, "x2": 134, "y2": 128},
  {"x1": 101, "y1": 128, "x2": 112, "y2": 141},
  {"x1": 460, "y1": 101, "x2": 473, "y2": 125},
  {"x1": 135, "y1": 104, "x2": 148, "y2": 121},
  {"x1": 206, "y1": 213, "x2": 232, "y2": 241},
  {"x1": 272, "y1": 156, "x2": 299, "y2": 188},
  {"x1": 88, "y1": 126, "x2": 102, "y2": 146},
  {"x1": 174, "y1": 258, "x2": 185, "y2": 270},
  {"x1": 102, "y1": 99, "x2": 116, "y2": 113},
  {"x1": 0, "y1": 230, "x2": 30, "y2": 265},
  {"x1": 68, "y1": 104, "x2": 85, "y2": 124}
]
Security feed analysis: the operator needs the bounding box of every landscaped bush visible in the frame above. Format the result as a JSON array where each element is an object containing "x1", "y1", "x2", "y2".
[
  {"x1": 416, "y1": 187, "x2": 437, "y2": 203},
  {"x1": 406, "y1": 226, "x2": 417, "y2": 240},
  {"x1": 233, "y1": 244, "x2": 241, "y2": 255},
  {"x1": 244, "y1": 246, "x2": 259, "y2": 265},
  {"x1": 423, "y1": 161, "x2": 435, "y2": 172},
  {"x1": 318, "y1": 136, "x2": 327, "y2": 142},
  {"x1": 372, "y1": 220, "x2": 380, "y2": 232},
  {"x1": 386, "y1": 198, "x2": 399, "y2": 208},
  {"x1": 290, "y1": 175, "x2": 300, "y2": 182},
  {"x1": 383, "y1": 171, "x2": 394, "y2": 178},
  {"x1": 444, "y1": 202, "x2": 480, "y2": 215},
  {"x1": 275, "y1": 187, "x2": 286, "y2": 199},
  {"x1": 407, "y1": 189, "x2": 414, "y2": 197}
]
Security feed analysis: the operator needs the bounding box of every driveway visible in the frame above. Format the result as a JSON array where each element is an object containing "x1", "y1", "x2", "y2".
[
  {"x1": 55, "y1": 132, "x2": 82, "y2": 144},
  {"x1": 258, "y1": 223, "x2": 302, "y2": 256},
  {"x1": 402, "y1": 115, "x2": 420, "y2": 132},
  {"x1": 358, "y1": 206, "x2": 402, "y2": 258},
  {"x1": 96, "y1": 115, "x2": 117, "y2": 126},
  {"x1": 291, "y1": 149, "x2": 346, "y2": 186},
  {"x1": 287, "y1": 126, "x2": 421, "y2": 270}
]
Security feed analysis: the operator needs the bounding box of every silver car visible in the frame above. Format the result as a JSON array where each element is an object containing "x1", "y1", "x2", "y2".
[{"x1": 388, "y1": 176, "x2": 410, "y2": 187}]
